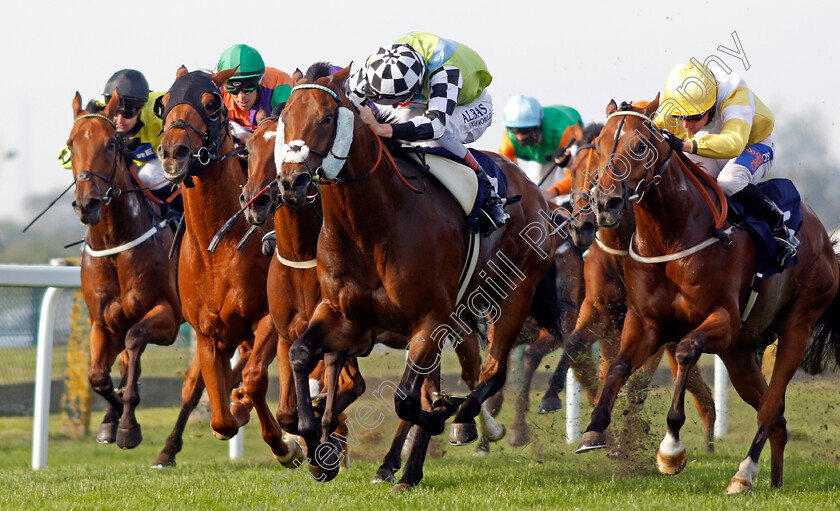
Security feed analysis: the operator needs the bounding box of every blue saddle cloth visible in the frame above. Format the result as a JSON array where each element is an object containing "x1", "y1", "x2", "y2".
[
  {"x1": 422, "y1": 147, "x2": 511, "y2": 231},
  {"x1": 726, "y1": 178, "x2": 803, "y2": 278}
]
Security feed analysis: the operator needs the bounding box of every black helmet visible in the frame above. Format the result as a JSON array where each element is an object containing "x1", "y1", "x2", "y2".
[{"x1": 103, "y1": 69, "x2": 149, "y2": 110}]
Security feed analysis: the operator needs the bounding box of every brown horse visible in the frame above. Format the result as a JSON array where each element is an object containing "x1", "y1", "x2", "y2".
[
  {"x1": 156, "y1": 67, "x2": 300, "y2": 465},
  {"x1": 67, "y1": 92, "x2": 182, "y2": 449},
  {"x1": 556, "y1": 123, "x2": 716, "y2": 451},
  {"x1": 276, "y1": 67, "x2": 562, "y2": 485},
  {"x1": 239, "y1": 110, "x2": 505, "y2": 487},
  {"x1": 577, "y1": 99, "x2": 840, "y2": 493}
]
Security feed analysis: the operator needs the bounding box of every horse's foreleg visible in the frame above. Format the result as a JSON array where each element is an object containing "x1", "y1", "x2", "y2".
[
  {"x1": 195, "y1": 331, "x2": 239, "y2": 440},
  {"x1": 665, "y1": 344, "x2": 716, "y2": 453},
  {"x1": 657, "y1": 310, "x2": 730, "y2": 475},
  {"x1": 372, "y1": 419, "x2": 413, "y2": 484},
  {"x1": 321, "y1": 355, "x2": 366, "y2": 444},
  {"x1": 275, "y1": 340, "x2": 298, "y2": 432},
  {"x1": 450, "y1": 289, "x2": 533, "y2": 446},
  {"x1": 393, "y1": 371, "x2": 439, "y2": 492},
  {"x1": 117, "y1": 303, "x2": 179, "y2": 449},
  {"x1": 577, "y1": 310, "x2": 658, "y2": 453},
  {"x1": 88, "y1": 322, "x2": 122, "y2": 444},
  {"x1": 510, "y1": 331, "x2": 556, "y2": 446},
  {"x1": 152, "y1": 348, "x2": 205, "y2": 467}
]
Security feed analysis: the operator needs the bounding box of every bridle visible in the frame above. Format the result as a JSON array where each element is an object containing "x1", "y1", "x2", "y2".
[
  {"x1": 72, "y1": 113, "x2": 125, "y2": 205},
  {"x1": 156, "y1": 71, "x2": 246, "y2": 187}
]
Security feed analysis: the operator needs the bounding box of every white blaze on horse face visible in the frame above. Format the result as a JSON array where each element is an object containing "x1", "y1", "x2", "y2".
[
  {"x1": 283, "y1": 140, "x2": 310, "y2": 163},
  {"x1": 263, "y1": 131, "x2": 276, "y2": 141}
]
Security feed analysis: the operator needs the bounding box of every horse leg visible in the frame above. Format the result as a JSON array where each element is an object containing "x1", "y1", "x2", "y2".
[
  {"x1": 321, "y1": 353, "x2": 366, "y2": 443},
  {"x1": 393, "y1": 374, "x2": 439, "y2": 492},
  {"x1": 565, "y1": 299, "x2": 613, "y2": 406},
  {"x1": 450, "y1": 289, "x2": 533, "y2": 446},
  {"x1": 235, "y1": 316, "x2": 302, "y2": 467},
  {"x1": 88, "y1": 323, "x2": 122, "y2": 444},
  {"x1": 538, "y1": 351, "x2": 569, "y2": 413},
  {"x1": 723, "y1": 323, "x2": 808, "y2": 493},
  {"x1": 453, "y1": 329, "x2": 505, "y2": 452},
  {"x1": 577, "y1": 311, "x2": 659, "y2": 452},
  {"x1": 194, "y1": 330, "x2": 240, "y2": 440},
  {"x1": 371, "y1": 419, "x2": 413, "y2": 484},
  {"x1": 510, "y1": 333, "x2": 555, "y2": 446},
  {"x1": 288, "y1": 304, "x2": 366, "y2": 482},
  {"x1": 656, "y1": 309, "x2": 732, "y2": 475},
  {"x1": 152, "y1": 348, "x2": 205, "y2": 467},
  {"x1": 116, "y1": 303, "x2": 179, "y2": 449},
  {"x1": 664, "y1": 344, "x2": 716, "y2": 452}
]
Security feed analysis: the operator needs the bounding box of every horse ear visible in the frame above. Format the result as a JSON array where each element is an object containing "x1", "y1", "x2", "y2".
[
  {"x1": 559, "y1": 123, "x2": 584, "y2": 147},
  {"x1": 73, "y1": 92, "x2": 83, "y2": 117},
  {"x1": 211, "y1": 67, "x2": 237, "y2": 88},
  {"x1": 292, "y1": 68, "x2": 305, "y2": 84},
  {"x1": 176, "y1": 65, "x2": 189, "y2": 79},
  {"x1": 606, "y1": 100, "x2": 618, "y2": 117},
  {"x1": 644, "y1": 94, "x2": 661, "y2": 117},
  {"x1": 103, "y1": 91, "x2": 120, "y2": 119},
  {"x1": 332, "y1": 65, "x2": 351, "y2": 84}
]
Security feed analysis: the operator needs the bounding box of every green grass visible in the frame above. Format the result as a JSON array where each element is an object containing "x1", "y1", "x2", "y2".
[{"x1": 2, "y1": 368, "x2": 839, "y2": 510}]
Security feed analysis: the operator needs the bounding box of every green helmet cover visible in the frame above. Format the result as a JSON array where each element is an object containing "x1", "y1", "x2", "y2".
[{"x1": 217, "y1": 44, "x2": 265, "y2": 81}]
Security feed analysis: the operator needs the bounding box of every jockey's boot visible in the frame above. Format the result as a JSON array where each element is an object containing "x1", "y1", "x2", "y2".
[
  {"x1": 732, "y1": 183, "x2": 800, "y2": 270},
  {"x1": 464, "y1": 151, "x2": 509, "y2": 236}
]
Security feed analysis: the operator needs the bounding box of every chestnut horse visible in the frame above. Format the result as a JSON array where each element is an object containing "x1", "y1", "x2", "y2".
[
  {"x1": 577, "y1": 99, "x2": 840, "y2": 493},
  {"x1": 557, "y1": 124, "x2": 716, "y2": 451},
  {"x1": 67, "y1": 93, "x2": 182, "y2": 449},
  {"x1": 239, "y1": 111, "x2": 505, "y2": 487},
  {"x1": 276, "y1": 68, "x2": 562, "y2": 485},
  {"x1": 156, "y1": 67, "x2": 300, "y2": 465}
]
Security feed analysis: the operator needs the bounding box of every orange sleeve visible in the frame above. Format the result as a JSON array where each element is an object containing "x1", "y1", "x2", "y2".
[
  {"x1": 499, "y1": 131, "x2": 516, "y2": 161},
  {"x1": 550, "y1": 169, "x2": 572, "y2": 196}
]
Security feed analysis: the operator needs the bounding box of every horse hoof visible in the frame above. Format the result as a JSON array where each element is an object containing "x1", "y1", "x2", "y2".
[
  {"x1": 473, "y1": 437, "x2": 490, "y2": 456},
  {"x1": 508, "y1": 427, "x2": 530, "y2": 447},
  {"x1": 576, "y1": 431, "x2": 607, "y2": 453},
  {"x1": 212, "y1": 429, "x2": 234, "y2": 440},
  {"x1": 96, "y1": 423, "x2": 118, "y2": 444},
  {"x1": 537, "y1": 397, "x2": 562, "y2": 414},
  {"x1": 151, "y1": 454, "x2": 176, "y2": 468},
  {"x1": 725, "y1": 476, "x2": 753, "y2": 494},
  {"x1": 275, "y1": 439, "x2": 305, "y2": 469},
  {"x1": 116, "y1": 424, "x2": 143, "y2": 449},
  {"x1": 371, "y1": 468, "x2": 397, "y2": 484},
  {"x1": 656, "y1": 449, "x2": 687, "y2": 475},
  {"x1": 449, "y1": 422, "x2": 479, "y2": 446},
  {"x1": 391, "y1": 482, "x2": 415, "y2": 493},
  {"x1": 308, "y1": 461, "x2": 339, "y2": 483}
]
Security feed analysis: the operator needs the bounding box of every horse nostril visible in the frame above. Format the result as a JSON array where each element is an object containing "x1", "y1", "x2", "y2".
[
  {"x1": 581, "y1": 222, "x2": 595, "y2": 236},
  {"x1": 292, "y1": 173, "x2": 311, "y2": 191},
  {"x1": 606, "y1": 197, "x2": 624, "y2": 213},
  {"x1": 255, "y1": 194, "x2": 271, "y2": 207},
  {"x1": 174, "y1": 145, "x2": 191, "y2": 160},
  {"x1": 239, "y1": 193, "x2": 248, "y2": 209}
]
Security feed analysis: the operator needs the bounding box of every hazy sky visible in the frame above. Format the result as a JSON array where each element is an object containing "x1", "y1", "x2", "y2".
[{"x1": 1, "y1": 0, "x2": 837, "y2": 222}]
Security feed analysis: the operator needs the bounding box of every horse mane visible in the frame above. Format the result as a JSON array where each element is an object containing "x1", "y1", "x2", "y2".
[{"x1": 305, "y1": 61, "x2": 335, "y2": 82}]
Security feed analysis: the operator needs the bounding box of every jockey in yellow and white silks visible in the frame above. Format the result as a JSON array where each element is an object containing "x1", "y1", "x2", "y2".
[{"x1": 654, "y1": 61, "x2": 799, "y2": 268}]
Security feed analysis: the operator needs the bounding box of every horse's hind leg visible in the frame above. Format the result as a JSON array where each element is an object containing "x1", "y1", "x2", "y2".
[
  {"x1": 393, "y1": 375, "x2": 439, "y2": 492},
  {"x1": 117, "y1": 303, "x2": 179, "y2": 449},
  {"x1": 664, "y1": 345, "x2": 716, "y2": 452},
  {"x1": 372, "y1": 419, "x2": 413, "y2": 484},
  {"x1": 454, "y1": 329, "x2": 505, "y2": 452},
  {"x1": 510, "y1": 329, "x2": 557, "y2": 446},
  {"x1": 88, "y1": 323, "x2": 122, "y2": 444},
  {"x1": 152, "y1": 349, "x2": 205, "y2": 467}
]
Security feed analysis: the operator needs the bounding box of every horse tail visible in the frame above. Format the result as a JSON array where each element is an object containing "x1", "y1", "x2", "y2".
[
  {"x1": 528, "y1": 259, "x2": 566, "y2": 340},
  {"x1": 800, "y1": 240, "x2": 840, "y2": 375}
]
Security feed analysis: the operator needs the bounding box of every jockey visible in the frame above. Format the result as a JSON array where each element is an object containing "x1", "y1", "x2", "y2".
[
  {"x1": 216, "y1": 44, "x2": 294, "y2": 143},
  {"x1": 345, "y1": 32, "x2": 509, "y2": 236},
  {"x1": 59, "y1": 69, "x2": 179, "y2": 210},
  {"x1": 500, "y1": 95, "x2": 583, "y2": 202},
  {"x1": 654, "y1": 61, "x2": 799, "y2": 269}
]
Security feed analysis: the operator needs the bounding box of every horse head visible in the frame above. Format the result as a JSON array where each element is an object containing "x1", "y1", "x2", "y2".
[
  {"x1": 67, "y1": 92, "x2": 124, "y2": 226},
  {"x1": 276, "y1": 66, "x2": 354, "y2": 207},
  {"x1": 241, "y1": 118, "x2": 281, "y2": 225},
  {"x1": 157, "y1": 66, "x2": 237, "y2": 184},
  {"x1": 591, "y1": 98, "x2": 663, "y2": 228},
  {"x1": 566, "y1": 123, "x2": 604, "y2": 249}
]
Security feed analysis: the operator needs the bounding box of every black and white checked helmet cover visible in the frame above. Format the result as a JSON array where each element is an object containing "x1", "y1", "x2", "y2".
[{"x1": 365, "y1": 44, "x2": 425, "y2": 101}]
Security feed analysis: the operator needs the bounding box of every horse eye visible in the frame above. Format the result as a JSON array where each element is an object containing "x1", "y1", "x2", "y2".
[
  {"x1": 322, "y1": 114, "x2": 334, "y2": 125},
  {"x1": 636, "y1": 141, "x2": 647, "y2": 153}
]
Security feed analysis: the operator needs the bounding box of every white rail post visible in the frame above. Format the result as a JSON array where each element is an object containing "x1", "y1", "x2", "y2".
[
  {"x1": 714, "y1": 355, "x2": 729, "y2": 438},
  {"x1": 229, "y1": 348, "x2": 244, "y2": 460},
  {"x1": 565, "y1": 367, "x2": 581, "y2": 444},
  {"x1": 32, "y1": 287, "x2": 64, "y2": 470}
]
